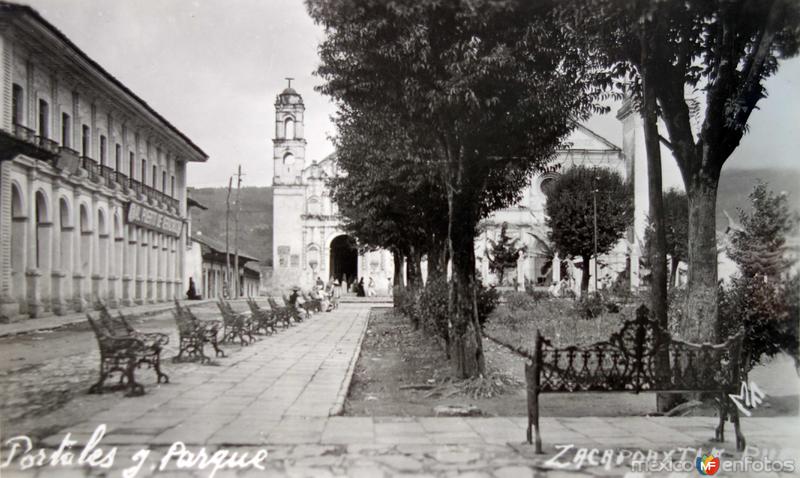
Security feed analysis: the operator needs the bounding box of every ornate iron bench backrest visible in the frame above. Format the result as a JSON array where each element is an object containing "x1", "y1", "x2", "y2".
[
  {"x1": 536, "y1": 305, "x2": 743, "y2": 394},
  {"x1": 87, "y1": 314, "x2": 114, "y2": 352},
  {"x1": 267, "y1": 297, "x2": 282, "y2": 310},
  {"x1": 173, "y1": 304, "x2": 196, "y2": 335},
  {"x1": 95, "y1": 303, "x2": 134, "y2": 338}
]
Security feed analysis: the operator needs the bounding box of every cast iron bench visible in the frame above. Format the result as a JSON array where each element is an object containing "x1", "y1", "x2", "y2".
[
  {"x1": 301, "y1": 291, "x2": 322, "y2": 313},
  {"x1": 87, "y1": 305, "x2": 169, "y2": 396},
  {"x1": 173, "y1": 300, "x2": 225, "y2": 363},
  {"x1": 267, "y1": 297, "x2": 294, "y2": 327},
  {"x1": 216, "y1": 298, "x2": 255, "y2": 345},
  {"x1": 492, "y1": 305, "x2": 746, "y2": 453},
  {"x1": 246, "y1": 297, "x2": 278, "y2": 335}
]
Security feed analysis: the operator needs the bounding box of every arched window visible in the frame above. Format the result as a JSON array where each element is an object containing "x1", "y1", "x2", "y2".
[
  {"x1": 539, "y1": 173, "x2": 560, "y2": 196},
  {"x1": 10, "y1": 184, "x2": 25, "y2": 301},
  {"x1": 283, "y1": 152, "x2": 295, "y2": 166},
  {"x1": 285, "y1": 118, "x2": 295, "y2": 139}
]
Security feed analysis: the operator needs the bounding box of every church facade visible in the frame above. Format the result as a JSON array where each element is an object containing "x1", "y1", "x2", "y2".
[
  {"x1": 271, "y1": 86, "x2": 648, "y2": 294},
  {"x1": 271, "y1": 86, "x2": 394, "y2": 292}
]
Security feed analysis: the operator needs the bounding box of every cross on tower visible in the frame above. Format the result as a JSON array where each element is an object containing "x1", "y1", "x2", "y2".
[{"x1": 285, "y1": 77, "x2": 294, "y2": 88}]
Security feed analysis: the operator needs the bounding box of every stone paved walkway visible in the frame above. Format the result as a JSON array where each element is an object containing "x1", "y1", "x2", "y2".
[{"x1": 2, "y1": 302, "x2": 799, "y2": 477}]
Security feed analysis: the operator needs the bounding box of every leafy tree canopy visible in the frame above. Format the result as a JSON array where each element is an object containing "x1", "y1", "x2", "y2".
[
  {"x1": 545, "y1": 166, "x2": 633, "y2": 290},
  {"x1": 729, "y1": 181, "x2": 799, "y2": 279}
]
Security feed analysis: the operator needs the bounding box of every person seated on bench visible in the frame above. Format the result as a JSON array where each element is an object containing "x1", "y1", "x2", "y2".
[{"x1": 288, "y1": 287, "x2": 300, "y2": 305}]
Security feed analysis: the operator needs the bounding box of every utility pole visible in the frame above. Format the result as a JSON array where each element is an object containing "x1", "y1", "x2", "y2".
[
  {"x1": 593, "y1": 177, "x2": 599, "y2": 293},
  {"x1": 234, "y1": 165, "x2": 243, "y2": 298},
  {"x1": 225, "y1": 176, "x2": 232, "y2": 299}
]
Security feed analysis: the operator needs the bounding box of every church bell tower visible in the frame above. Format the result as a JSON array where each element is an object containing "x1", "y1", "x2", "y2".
[
  {"x1": 272, "y1": 79, "x2": 307, "y2": 287},
  {"x1": 273, "y1": 78, "x2": 306, "y2": 184}
]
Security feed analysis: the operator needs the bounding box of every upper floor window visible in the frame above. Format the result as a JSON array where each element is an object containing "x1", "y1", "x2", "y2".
[
  {"x1": 162, "y1": 171, "x2": 167, "y2": 193},
  {"x1": 61, "y1": 113, "x2": 71, "y2": 148},
  {"x1": 81, "y1": 125, "x2": 91, "y2": 157},
  {"x1": 141, "y1": 159, "x2": 147, "y2": 184},
  {"x1": 152, "y1": 165, "x2": 157, "y2": 189},
  {"x1": 129, "y1": 152, "x2": 135, "y2": 179},
  {"x1": 38, "y1": 99, "x2": 49, "y2": 138},
  {"x1": 115, "y1": 144, "x2": 122, "y2": 172},
  {"x1": 283, "y1": 152, "x2": 295, "y2": 165},
  {"x1": 285, "y1": 117, "x2": 295, "y2": 139},
  {"x1": 12, "y1": 84, "x2": 24, "y2": 126},
  {"x1": 171, "y1": 175, "x2": 175, "y2": 197},
  {"x1": 99, "y1": 135, "x2": 107, "y2": 166}
]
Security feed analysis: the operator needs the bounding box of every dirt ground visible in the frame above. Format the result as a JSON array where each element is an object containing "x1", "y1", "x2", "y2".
[{"x1": 345, "y1": 308, "x2": 800, "y2": 418}]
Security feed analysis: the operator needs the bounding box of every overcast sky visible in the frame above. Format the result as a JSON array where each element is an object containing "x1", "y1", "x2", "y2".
[{"x1": 22, "y1": 0, "x2": 800, "y2": 188}]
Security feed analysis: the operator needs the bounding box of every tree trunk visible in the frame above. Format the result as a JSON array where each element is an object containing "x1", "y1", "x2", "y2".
[
  {"x1": 684, "y1": 177, "x2": 720, "y2": 343},
  {"x1": 447, "y1": 195, "x2": 485, "y2": 379},
  {"x1": 641, "y1": 67, "x2": 668, "y2": 333},
  {"x1": 669, "y1": 257, "x2": 679, "y2": 289},
  {"x1": 392, "y1": 249, "x2": 404, "y2": 307},
  {"x1": 427, "y1": 236, "x2": 447, "y2": 282},
  {"x1": 641, "y1": 26, "x2": 671, "y2": 411},
  {"x1": 580, "y1": 255, "x2": 591, "y2": 293},
  {"x1": 406, "y1": 246, "x2": 422, "y2": 290}
]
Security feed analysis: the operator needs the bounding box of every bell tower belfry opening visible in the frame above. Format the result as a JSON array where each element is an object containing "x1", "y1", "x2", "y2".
[{"x1": 273, "y1": 78, "x2": 306, "y2": 185}]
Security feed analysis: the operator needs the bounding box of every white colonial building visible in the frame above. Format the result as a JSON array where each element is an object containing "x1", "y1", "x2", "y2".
[
  {"x1": 271, "y1": 85, "x2": 394, "y2": 292},
  {"x1": 475, "y1": 124, "x2": 630, "y2": 292},
  {"x1": 0, "y1": 3, "x2": 208, "y2": 320}
]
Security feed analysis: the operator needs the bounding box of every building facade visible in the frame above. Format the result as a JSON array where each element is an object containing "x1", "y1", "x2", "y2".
[
  {"x1": 185, "y1": 232, "x2": 261, "y2": 300},
  {"x1": 0, "y1": 3, "x2": 208, "y2": 320},
  {"x1": 271, "y1": 86, "x2": 394, "y2": 292},
  {"x1": 475, "y1": 124, "x2": 629, "y2": 293}
]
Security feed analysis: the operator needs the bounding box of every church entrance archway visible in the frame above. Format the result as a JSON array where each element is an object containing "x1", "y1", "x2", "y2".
[{"x1": 330, "y1": 235, "x2": 357, "y2": 288}]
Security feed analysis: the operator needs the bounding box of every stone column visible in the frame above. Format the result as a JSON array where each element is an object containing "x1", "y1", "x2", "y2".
[
  {"x1": 122, "y1": 224, "x2": 135, "y2": 306},
  {"x1": 25, "y1": 269, "x2": 42, "y2": 317},
  {"x1": 147, "y1": 230, "x2": 156, "y2": 303},
  {"x1": 135, "y1": 227, "x2": 146, "y2": 305},
  {"x1": 165, "y1": 236, "x2": 174, "y2": 300},
  {"x1": 552, "y1": 253, "x2": 561, "y2": 283}
]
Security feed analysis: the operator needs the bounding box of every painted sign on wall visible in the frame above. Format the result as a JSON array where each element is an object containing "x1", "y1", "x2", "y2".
[{"x1": 126, "y1": 202, "x2": 183, "y2": 237}]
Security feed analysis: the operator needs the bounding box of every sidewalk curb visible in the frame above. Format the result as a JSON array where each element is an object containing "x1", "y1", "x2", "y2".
[
  {"x1": 0, "y1": 299, "x2": 224, "y2": 338},
  {"x1": 329, "y1": 305, "x2": 374, "y2": 416}
]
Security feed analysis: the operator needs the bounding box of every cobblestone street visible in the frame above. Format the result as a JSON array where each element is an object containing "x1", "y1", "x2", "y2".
[{"x1": 0, "y1": 301, "x2": 253, "y2": 440}]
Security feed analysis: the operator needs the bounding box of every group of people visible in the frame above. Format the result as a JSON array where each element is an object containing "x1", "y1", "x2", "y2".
[{"x1": 353, "y1": 276, "x2": 378, "y2": 297}]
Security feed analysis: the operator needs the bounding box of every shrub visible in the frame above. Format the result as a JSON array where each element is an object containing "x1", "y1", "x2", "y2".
[
  {"x1": 719, "y1": 273, "x2": 799, "y2": 374},
  {"x1": 477, "y1": 283, "x2": 500, "y2": 328},
  {"x1": 417, "y1": 277, "x2": 450, "y2": 346},
  {"x1": 573, "y1": 293, "x2": 606, "y2": 319},
  {"x1": 394, "y1": 287, "x2": 421, "y2": 327}
]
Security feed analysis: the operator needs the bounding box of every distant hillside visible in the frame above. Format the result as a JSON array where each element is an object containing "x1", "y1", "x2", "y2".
[
  {"x1": 188, "y1": 186, "x2": 273, "y2": 267},
  {"x1": 717, "y1": 168, "x2": 800, "y2": 227}
]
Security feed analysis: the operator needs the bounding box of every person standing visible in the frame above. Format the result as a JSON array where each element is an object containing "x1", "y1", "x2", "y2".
[{"x1": 367, "y1": 276, "x2": 376, "y2": 297}]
